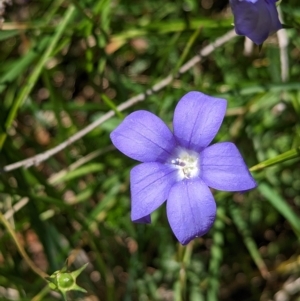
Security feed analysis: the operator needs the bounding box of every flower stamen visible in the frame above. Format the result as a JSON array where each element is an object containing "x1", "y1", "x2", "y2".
[{"x1": 170, "y1": 148, "x2": 199, "y2": 179}]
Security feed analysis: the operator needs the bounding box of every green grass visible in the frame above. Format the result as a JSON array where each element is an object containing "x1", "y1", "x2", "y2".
[{"x1": 0, "y1": 0, "x2": 300, "y2": 300}]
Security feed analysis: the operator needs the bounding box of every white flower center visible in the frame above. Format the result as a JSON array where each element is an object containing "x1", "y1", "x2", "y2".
[{"x1": 169, "y1": 147, "x2": 200, "y2": 179}]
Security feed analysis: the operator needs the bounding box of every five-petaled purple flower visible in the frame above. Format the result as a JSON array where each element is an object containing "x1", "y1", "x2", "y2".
[
  {"x1": 230, "y1": 0, "x2": 282, "y2": 45},
  {"x1": 110, "y1": 92, "x2": 256, "y2": 245}
]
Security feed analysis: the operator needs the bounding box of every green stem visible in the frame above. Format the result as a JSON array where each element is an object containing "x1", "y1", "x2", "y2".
[
  {"x1": 250, "y1": 147, "x2": 300, "y2": 171},
  {"x1": 207, "y1": 206, "x2": 225, "y2": 301},
  {"x1": 0, "y1": 211, "x2": 49, "y2": 280},
  {"x1": 31, "y1": 286, "x2": 50, "y2": 301}
]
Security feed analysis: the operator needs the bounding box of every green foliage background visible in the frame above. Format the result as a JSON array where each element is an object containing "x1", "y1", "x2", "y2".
[{"x1": 0, "y1": 0, "x2": 300, "y2": 300}]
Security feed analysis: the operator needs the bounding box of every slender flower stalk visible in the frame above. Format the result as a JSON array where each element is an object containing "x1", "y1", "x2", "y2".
[{"x1": 111, "y1": 91, "x2": 256, "y2": 245}]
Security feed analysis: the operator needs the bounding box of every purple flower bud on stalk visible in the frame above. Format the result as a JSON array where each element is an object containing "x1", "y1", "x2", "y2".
[
  {"x1": 230, "y1": 0, "x2": 282, "y2": 45},
  {"x1": 110, "y1": 92, "x2": 256, "y2": 245}
]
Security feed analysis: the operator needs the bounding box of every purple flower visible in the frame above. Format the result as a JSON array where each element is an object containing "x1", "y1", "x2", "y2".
[
  {"x1": 230, "y1": 0, "x2": 282, "y2": 45},
  {"x1": 110, "y1": 92, "x2": 256, "y2": 245}
]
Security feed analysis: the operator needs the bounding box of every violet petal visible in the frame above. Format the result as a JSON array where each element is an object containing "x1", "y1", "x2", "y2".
[
  {"x1": 167, "y1": 180, "x2": 216, "y2": 245},
  {"x1": 173, "y1": 91, "x2": 227, "y2": 153},
  {"x1": 230, "y1": 0, "x2": 282, "y2": 45},
  {"x1": 134, "y1": 215, "x2": 151, "y2": 224},
  {"x1": 130, "y1": 162, "x2": 178, "y2": 222},
  {"x1": 110, "y1": 110, "x2": 177, "y2": 163},
  {"x1": 201, "y1": 142, "x2": 257, "y2": 191}
]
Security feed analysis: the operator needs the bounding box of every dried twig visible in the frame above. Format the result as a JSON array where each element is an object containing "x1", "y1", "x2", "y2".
[
  {"x1": 243, "y1": 37, "x2": 254, "y2": 56},
  {"x1": 0, "y1": 0, "x2": 11, "y2": 28},
  {"x1": 277, "y1": 6, "x2": 289, "y2": 82},
  {"x1": 4, "y1": 197, "x2": 29, "y2": 220},
  {"x1": 2, "y1": 29, "x2": 237, "y2": 173},
  {"x1": 48, "y1": 146, "x2": 114, "y2": 185},
  {"x1": 274, "y1": 277, "x2": 300, "y2": 301}
]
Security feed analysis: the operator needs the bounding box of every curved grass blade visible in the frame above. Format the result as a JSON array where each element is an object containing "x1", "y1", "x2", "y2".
[
  {"x1": 207, "y1": 206, "x2": 225, "y2": 301},
  {"x1": 0, "y1": 5, "x2": 77, "y2": 149},
  {"x1": 229, "y1": 201, "x2": 270, "y2": 279},
  {"x1": 258, "y1": 183, "x2": 300, "y2": 238}
]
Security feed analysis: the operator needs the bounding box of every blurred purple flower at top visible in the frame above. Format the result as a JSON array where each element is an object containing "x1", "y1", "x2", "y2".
[
  {"x1": 110, "y1": 92, "x2": 256, "y2": 245},
  {"x1": 230, "y1": 0, "x2": 282, "y2": 45}
]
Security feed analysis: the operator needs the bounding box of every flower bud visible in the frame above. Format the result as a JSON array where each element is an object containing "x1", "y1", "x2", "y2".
[{"x1": 46, "y1": 262, "x2": 88, "y2": 299}]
